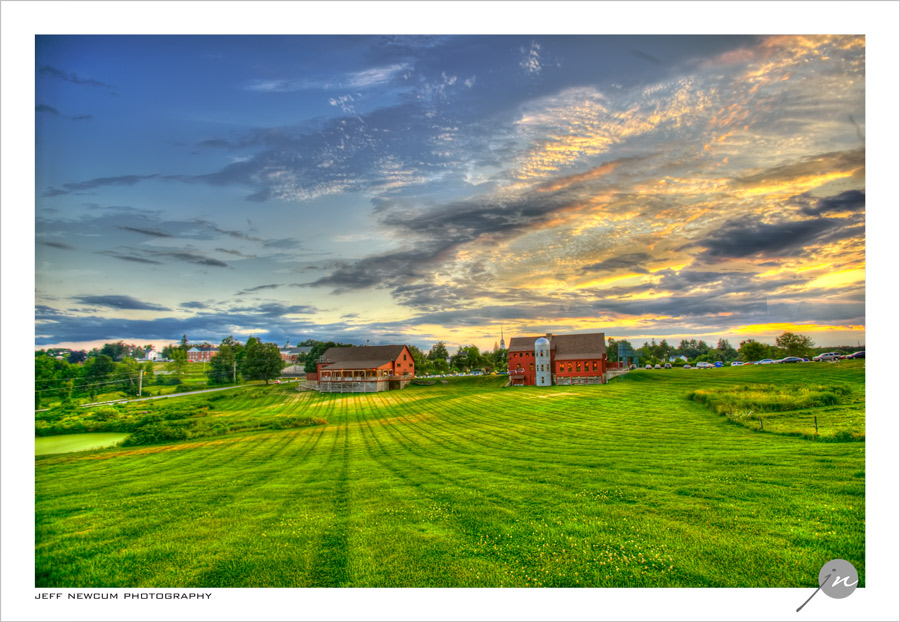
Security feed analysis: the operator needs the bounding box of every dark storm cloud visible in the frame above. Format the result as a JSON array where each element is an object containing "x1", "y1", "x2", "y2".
[
  {"x1": 42, "y1": 174, "x2": 161, "y2": 197},
  {"x1": 34, "y1": 309, "x2": 330, "y2": 347},
  {"x1": 690, "y1": 217, "x2": 847, "y2": 260},
  {"x1": 74, "y1": 295, "x2": 170, "y2": 311},
  {"x1": 39, "y1": 65, "x2": 114, "y2": 89},
  {"x1": 579, "y1": 253, "x2": 653, "y2": 274},
  {"x1": 792, "y1": 189, "x2": 865, "y2": 216},
  {"x1": 36, "y1": 104, "x2": 60, "y2": 115},
  {"x1": 40, "y1": 241, "x2": 75, "y2": 250}
]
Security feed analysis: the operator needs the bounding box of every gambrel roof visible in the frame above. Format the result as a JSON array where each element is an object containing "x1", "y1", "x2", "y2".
[{"x1": 508, "y1": 333, "x2": 606, "y2": 358}]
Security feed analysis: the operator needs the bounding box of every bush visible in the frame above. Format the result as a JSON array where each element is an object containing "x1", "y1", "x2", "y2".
[
  {"x1": 121, "y1": 422, "x2": 191, "y2": 446},
  {"x1": 271, "y1": 417, "x2": 327, "y2": 430},
  {"x1": 89, "y1": 406, "x2": 121, "y2": 421}
]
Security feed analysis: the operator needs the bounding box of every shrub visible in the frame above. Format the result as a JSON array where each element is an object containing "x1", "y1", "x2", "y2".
[
  {"x1": 271, "y1": 417, "x2": 327, "y2": 430},
  {"x1": 121, "y1": 422, "x2": 191, "y2": 446},
  {"x1": 89, "y1": 406, "x2": 121, "y2": 421}
]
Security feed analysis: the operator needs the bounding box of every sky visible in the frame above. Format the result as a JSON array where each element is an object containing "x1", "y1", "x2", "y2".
[{"x1": 34, "y1": 34, "x2": 867, "y2": 352}]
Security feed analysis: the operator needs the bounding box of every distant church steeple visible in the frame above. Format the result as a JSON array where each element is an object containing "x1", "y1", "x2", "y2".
[{"x1": 500, "y1": 325, "x2": 506, "y2": 350}]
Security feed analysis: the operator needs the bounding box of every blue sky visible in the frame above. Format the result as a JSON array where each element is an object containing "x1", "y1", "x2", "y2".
[{"x1": 35, "y1": 34, "x2": 867, "y2": 351}]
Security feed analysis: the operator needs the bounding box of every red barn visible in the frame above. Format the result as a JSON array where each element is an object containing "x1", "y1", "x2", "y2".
[
  {"x1": 316, "y1": 345, "x2": 415, "y2": 393},
  {"x1": 508, "y1": 332, "x2": 608, "y2": 386}
]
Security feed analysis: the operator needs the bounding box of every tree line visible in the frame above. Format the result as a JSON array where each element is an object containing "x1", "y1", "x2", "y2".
[{"x1": 609, "y1": 332, "x2": 861, "y2": 366}]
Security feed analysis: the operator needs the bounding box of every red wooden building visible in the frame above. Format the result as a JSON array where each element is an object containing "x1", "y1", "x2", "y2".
[
  {"x1": 508, "y1": 332, "x2": 608, "y2": 386},
  {"x1": 186, "y1": 345, "x2": 218, "y2": 363},
  {"x1": 315, "y1": 345, "x2": 415, "y2": 393}
]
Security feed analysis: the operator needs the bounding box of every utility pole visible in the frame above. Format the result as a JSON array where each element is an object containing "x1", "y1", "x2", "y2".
[
  {"x1": 233, "y1": 360, "x2": 237, "y2": 384},
  {"x1": 138, "y1": 369, "x2": 143, "y2": 396}
]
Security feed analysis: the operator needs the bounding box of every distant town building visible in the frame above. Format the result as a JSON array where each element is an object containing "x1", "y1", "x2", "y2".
[
  {"x1": 508, "y1": 332, "x2": 608, "y2": 386},
  {"x1": 186, "y1": 345, "x2": 217, "y2": 363},
  {"x1": 314, "y1": 345, "x2": 415, "y2": 393}
]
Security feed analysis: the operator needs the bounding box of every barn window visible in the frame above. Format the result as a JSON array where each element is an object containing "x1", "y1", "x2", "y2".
[
  {"x1": 593, "y1": 361, "x2": 598, "y2": 371},
  {"x1": 576, "y1": 362, "x2": 582, "y2": 372},
  {"x1": 559, "y1": 363, "x2": 564, "y2": 372},
  {"x1": 530, "y1": 362, "x2": 534, "y2": 370},
  {"x1": 568, "y1": 362, "x2": 572, "y2": 372}
]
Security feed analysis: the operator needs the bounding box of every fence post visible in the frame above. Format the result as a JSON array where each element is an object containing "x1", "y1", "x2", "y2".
[
  {"x1": 814, "y1": 416, "x2": 818, "y2": 435},
  {"x1": 758, "y1": 416, "x2": 763, "y2": 430}
]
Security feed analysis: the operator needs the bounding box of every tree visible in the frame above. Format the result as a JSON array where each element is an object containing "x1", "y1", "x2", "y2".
[
  {"x1": 67, "y1": 350, "x2": 87, "y2": 364},
  {"x1": 715, "y1": 338, "x2": 738, "y2": 361},
  {"x1": 428, "y1": 341, "x2": 449, "y2": 361},
  {"x1": 243, "y1": 340, "x2": 284, "y2": 384},
  {"x1": 180, "y1": 334, "x2": 190, "y2": 352},
  {"x1": 166, "y1": 348, "x2": 188, "y2": 377},
  {"x1": 100, "y1": 341, "x2": 129, "y2": 362},
  {"x1": 738, "y1": 339, "x2": 769, "y2": 362},
  {"x1": 83, "y1": 354, "x2": 116, "y2": 400},
  {"x1": 208, "y1": 339, "x2": 240, "y2": 385},
  {"x1": 428, "y1": 342, "x2": 450, "y2": 373},
  {"x1": 775, "y1": 332, "x2": 816, "y2": 358}
]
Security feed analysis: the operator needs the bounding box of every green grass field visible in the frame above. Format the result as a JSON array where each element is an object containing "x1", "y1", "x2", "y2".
[{"x1": 35, "y1": 362, "x2": 864, "y2": 587}]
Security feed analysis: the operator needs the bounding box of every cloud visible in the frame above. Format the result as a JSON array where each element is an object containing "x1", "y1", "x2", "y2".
[
  {"x1": 152, "y1": 251, "x2": 228, "y2": 268},
  {"x1": 74, "y1": 295, "x2": 170, "y2": 311},
  {"x1": 631, "y1": 49, "x2": 661, "y2": 65},
  {"x1": 732, "y1": 148, "x2": 864, "y2": 189},
  {"x1": 96, "y1": 251, "x2": 164, "y2": 265},
  {"x1": 118, "y1": 225, "x2": 172, "y2": 238},
  {"x1": 40, "y1": 241, "x2": 75, "y2": 250},
  {"x1": 39, "y1": 65, "x2": 114, "y2": 89},
  {"x1": 236, "y1": 284, "x2": 282, "y2": 295},
  {"x1": 579, "y1": 253, "x2": 653, "y2": 274},
  {"x1": 42, "y1": 174, "x2": 161, "y2": 197},
  {"x1": 793, "y1": 189, "x2": 865, "y2": 216},
  {"x1": 36, "y1": 104, "x2": 60, "y2": 115},
  {"x1": 346, "y1": 63, "x2": 410, "y2": 89},
  {"x1": 519, "y1": 41, "x2": 543, "y2": 76},
  {"x1": 691, "y1": 217, "x2": 848, "y2": 260}
]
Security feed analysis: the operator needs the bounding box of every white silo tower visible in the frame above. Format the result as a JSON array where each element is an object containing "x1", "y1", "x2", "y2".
[{"x1": 534, "y1": 337, "x2": 551, "y2": 386}]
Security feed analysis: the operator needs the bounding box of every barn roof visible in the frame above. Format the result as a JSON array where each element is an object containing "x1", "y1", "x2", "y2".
[
  {"x1": 508, "y1": 333, "x2": 606, "y2": 358},
  {"x1": 319, "y1": 345, "x2": 408, "y2": 366},
  {"x1": 320, "y1": 360, "x2": 394, "y2": 370}
]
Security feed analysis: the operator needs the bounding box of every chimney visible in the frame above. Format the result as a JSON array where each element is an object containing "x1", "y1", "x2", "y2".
[{"x1": 546, "y1": 332, "x2": 553, "y2": 340}]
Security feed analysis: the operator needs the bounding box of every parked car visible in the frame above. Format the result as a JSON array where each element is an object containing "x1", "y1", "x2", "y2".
[
  {"x1": 730, "y1": 361, "x2": 744, "y2": 366},
  {"x1": 714, "y1": 361, "x2": 723, "y2": 367},
  {"x1": 757, "y1": 359, "x2": 774, "y2": 365},
  {"x1": 696, "y1": 361, "x2": 714, "y2": 369},
  {"x1": 778, "y1": 357, "x2": 805, "y2": 364},
  {"x1": 846, "y1": 351, "x2": 865, "y2": 359},
  {"x1": 664, "y1": 363, "x2": 672, "y2": 369},
  {"x1": 813, "y1": 352, "x2": 842, "y2": 362},
  {"x1": 654, "y1": 364, "x2": 661, "y2": 369},
  {"x1": 684, "y1": 364, "x2": 691, "y2": 369},
  {"x1": 645, "y1": 364, "x2": 652, "y2": 369}
]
